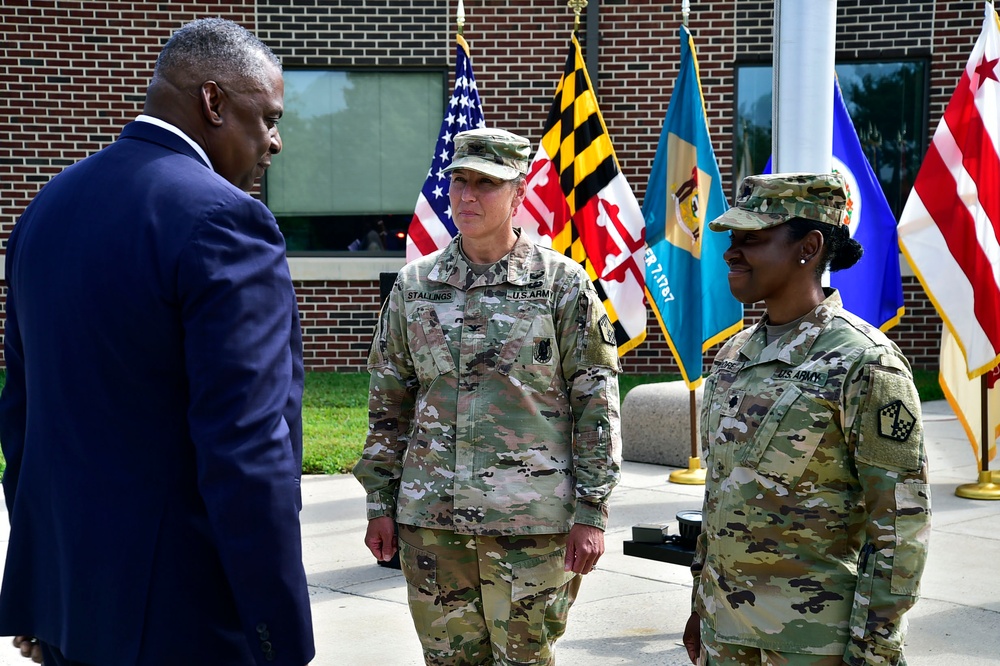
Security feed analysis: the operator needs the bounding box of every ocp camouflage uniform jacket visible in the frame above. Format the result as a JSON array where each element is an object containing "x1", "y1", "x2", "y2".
[
  {"x1": 692, "y1": 290, "x2": 930, "y2": 666},
  {"x1": 353, "y1": 232, "x2": 622, "y2": 535}
]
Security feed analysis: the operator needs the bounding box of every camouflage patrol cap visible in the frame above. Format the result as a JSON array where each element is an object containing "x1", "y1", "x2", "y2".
[
  {"x1": 442, "y1": 127, "x2": 531, "y2": 181},
  {"x1": 708, "y1": 172, "x2": 849, "y2": 231}
]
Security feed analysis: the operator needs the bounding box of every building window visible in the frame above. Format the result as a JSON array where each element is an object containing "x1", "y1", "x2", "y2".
[
  {"x1": 264, "y1": 69, "x2": 446, "y2": 254},
  {"x1": 734, "y1": 60, "x2": 927, "y2": 218}
]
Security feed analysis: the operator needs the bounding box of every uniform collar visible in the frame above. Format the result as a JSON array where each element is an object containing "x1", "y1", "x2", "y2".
[
  {"x1": 739, "y1": 288, "x2": 843, "y2": 367},
  {"x1": 428, "y1": 229, "x2": 536, "y2": 290}
]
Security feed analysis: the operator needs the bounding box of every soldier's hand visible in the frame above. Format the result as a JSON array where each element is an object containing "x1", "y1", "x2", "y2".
[
  {"x1": 364, "y1": 516, "x2": 398, "y2": 562},
  {"x1": 682, "y1": 612, "x2": 700, "y2": 664},
  {"x1": 564, "y1": 523, "x2": 604, "y2": 574},
  {"x1": 12, "y1": 636, "x2": 43, "y2": 664}
]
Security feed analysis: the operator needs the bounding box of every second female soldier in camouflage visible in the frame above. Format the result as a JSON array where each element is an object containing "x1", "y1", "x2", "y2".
[
  {"x1": 683, "y1": 173, "x2": 930, "y2": 666},
  {"x1": 354, "y1": 128, "x2": 623, "y2": 666}
]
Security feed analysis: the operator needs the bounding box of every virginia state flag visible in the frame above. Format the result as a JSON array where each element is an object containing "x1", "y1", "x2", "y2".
[
  {"x1": 830, "y1": 77, "x2": 905, "y2": 330},
  {"x1": 762, "y1": 77, "x2": 905, "y2": 331},
  {"x1": 642, "y1": 25, "x2": 742, "y2": 389}
]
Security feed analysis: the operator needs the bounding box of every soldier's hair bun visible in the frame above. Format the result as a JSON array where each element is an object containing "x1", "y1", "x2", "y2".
[
  {"x1": 784, "y1": 217, "x2": 864, "y2": 273},
  {"x1": 828, "y1": 227, "x2": 863, "y2": 272}
]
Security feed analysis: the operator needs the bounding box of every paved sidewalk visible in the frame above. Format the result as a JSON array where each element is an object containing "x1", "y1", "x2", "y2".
[{"x1": 1, "y1": 400, "x2": 998, "y2": 664}]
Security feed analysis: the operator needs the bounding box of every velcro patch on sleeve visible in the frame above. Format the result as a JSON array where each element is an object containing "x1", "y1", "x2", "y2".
[
  {"x1": 581, "y1": 292, "x2": 620, "y2": 370},
  {"x1": 599, "y1": 314, "x2": 616, "y2": 346},
  {"x1": 367, "y1": 300, "x2": 391, "y2": 367},
  {"x1": 856, "y1": 367, "x2": 923, "y2": 472}
]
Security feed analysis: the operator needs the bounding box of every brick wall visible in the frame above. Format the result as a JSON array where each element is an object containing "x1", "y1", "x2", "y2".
[
  {"x1": 1, "y1": 0, "x2": 985, "y2": 374},
  {"x1": 296, "y1": 280, "x2": 381, "y2": 369},
  {"x1": 1, "y1": 1, "x2": 257, "y2": 236}
]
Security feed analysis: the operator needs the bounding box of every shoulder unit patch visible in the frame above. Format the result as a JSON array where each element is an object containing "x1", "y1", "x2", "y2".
[
  {"x1": 878, "y1": 400, "x2": 916, "y2": 442},
  {"x1": 598, "y1": 314, "x2": 616, "y2": 346}
]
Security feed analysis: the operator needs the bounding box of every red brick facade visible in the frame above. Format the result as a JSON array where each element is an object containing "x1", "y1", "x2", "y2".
[{"x1": 1, "y1": 1, "x2": 983, "y2": 373}]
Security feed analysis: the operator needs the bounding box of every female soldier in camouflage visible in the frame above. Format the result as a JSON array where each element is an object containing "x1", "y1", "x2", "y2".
[
  {"x1": 683, "y1": 173, "x2": 930, "y2": 666},
  {"x1": 354, "y1": 128, "x2": 622, "y2": 665}
]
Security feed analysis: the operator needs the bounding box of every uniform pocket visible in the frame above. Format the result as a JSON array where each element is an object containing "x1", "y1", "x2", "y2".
[
  {"x1": 398, "y1": 538, "x2": 450, "y2": 653},
  {"x1": 741, "y1": 383, "x2": 831, "y2": 488},
  {"x1": 406, "y1": 305, "x2": 455, "y2": 383},
  {"x1": 398, "y1": 537, "x2": 437, "y2": 596},
  {"x1": 495, "y1": 307, "x2": 557, "y2": 394},
  {"x1": 850, "y1": 543, "x2": 906, "y2": 662},
  {"x1": 505, "y1": 547, "x2": 576, "y2": 663},
  {"x1": 849, "y1": 543, "x2": 877, "y2": 643},
  {"x1": 891, "y1": 482, "x2": 931, "y2": 595}
]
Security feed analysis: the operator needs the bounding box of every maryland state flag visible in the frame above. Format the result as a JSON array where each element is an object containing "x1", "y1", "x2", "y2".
[{"x1": 513, "y1": 35, "x2": 647, "y2": 355}]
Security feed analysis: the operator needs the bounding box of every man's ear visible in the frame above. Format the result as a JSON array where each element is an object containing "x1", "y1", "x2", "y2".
[{"x1": 199, "y1": 81, "x2": 225, "y2": 127}]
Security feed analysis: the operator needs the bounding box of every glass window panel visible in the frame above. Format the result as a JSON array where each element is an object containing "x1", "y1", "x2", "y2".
[
  {"x1": 735, "y1": 64, "x2": 772, "y2": 186},
  {"x1": 836, "y1": 62, "x2": 926, "y2": 216},
  {"x1": 265, "y1": 69, "x2": 444, "y2": 252}
]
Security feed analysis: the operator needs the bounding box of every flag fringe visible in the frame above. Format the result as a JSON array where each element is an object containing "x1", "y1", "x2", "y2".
[{"x1": 900, "y1": 243, "x2": 1000, "y2": 380}]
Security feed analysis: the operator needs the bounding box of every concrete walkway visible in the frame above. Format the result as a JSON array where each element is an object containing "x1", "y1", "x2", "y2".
[{"x1": 1, "y1": 400, "x2": 998, "y2": 664}]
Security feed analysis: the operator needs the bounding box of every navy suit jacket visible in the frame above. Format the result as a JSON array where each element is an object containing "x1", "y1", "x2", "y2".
[{"x1": 0, "y1": 122, "x2": 314, "y2": 665}]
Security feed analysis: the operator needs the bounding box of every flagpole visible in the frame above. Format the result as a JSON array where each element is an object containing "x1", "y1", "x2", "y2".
[
  {"x1": 668, "y1": 0, "x2": 707, "y2": 487},
  {"x1": 568, "y1": 0, "x2": 588, "y2": 33},
  {"x1": 456, "y1": 0, "x2": 465, "y2": 37},
  {"x1": 666, "y1": 390, "x2": 706, "y2": 485},
  {"x1": 956, "y1": 375, "x2": 1000, "y2": 499}
]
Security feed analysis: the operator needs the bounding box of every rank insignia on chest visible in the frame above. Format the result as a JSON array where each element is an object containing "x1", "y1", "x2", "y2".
[
  {"x1": 878, "y1": 400, "x2": 916, "y2": 441},
  {"x1": 598, "y1": 314, "x2": 616, "y2": 345},
  {"x1": 720, "y1": 389, "x2": 745, "y2": 417}
]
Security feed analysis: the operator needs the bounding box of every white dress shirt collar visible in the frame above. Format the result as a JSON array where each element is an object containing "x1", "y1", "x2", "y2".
[{"x1": 135, "y1": 114, "x2": 214, "y2": 172}]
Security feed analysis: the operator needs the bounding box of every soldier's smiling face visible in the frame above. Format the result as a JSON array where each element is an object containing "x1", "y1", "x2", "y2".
[{"x1": 723, "y1": 227, "x2": 803, "y2": 306}]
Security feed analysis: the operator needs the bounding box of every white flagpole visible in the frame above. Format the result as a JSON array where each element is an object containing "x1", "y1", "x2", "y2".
[{"x1": 772, "y1": 0, "x2": 837, "y2": 173}]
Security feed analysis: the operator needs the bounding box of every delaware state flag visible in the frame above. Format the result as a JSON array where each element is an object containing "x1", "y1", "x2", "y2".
[{"x1": 642, "y1": 25, "x2": 742, "y2": 388}]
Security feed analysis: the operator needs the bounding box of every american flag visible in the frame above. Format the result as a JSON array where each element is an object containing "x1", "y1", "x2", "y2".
[{"x1": 405, "y1": 34, "x2": 485, "y2": 262}]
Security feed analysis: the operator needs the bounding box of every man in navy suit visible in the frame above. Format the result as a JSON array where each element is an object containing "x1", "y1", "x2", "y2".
[{"x1": 0, "y1": 18, "x2": 314, "y2": 666}]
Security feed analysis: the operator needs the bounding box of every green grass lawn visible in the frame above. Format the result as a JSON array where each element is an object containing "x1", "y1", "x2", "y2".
[
  {"x1": 294, "y1": 368, "x2": 943, "y2": 475},
  {"x1": 301, "y1": 372, "x2": 370, "y2": 474},
  {"x1": 0, "y1": 368, "x2": 946, "y2": 477}
]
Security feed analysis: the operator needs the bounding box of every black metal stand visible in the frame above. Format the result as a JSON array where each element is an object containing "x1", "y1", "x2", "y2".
[{"x1": 622, "y1": 539, "x2": 695, "y2": 567}]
